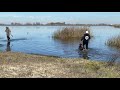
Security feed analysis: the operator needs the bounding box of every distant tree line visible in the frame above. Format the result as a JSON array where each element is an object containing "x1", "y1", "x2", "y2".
[{"x1": 0, "y1": 22, "x2": 115, "y2": 26}]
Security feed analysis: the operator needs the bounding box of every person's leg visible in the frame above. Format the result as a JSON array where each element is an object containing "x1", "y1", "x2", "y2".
[
  {"x1": 7, "y1": 36, "x2": 10, "y2": 41},
  {"x1": 86, "y1": 41, "x2": 88, "y2": 49},
  {"x1": 7, "y1": 36, "x2": 9, "y2": 41},
  {"x1": 83, "y1": 41, "x2": 85, "y2": 49}
]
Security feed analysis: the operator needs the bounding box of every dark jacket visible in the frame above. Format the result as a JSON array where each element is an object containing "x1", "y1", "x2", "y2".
[{"x1": 81, "y1": 33, "x2": 91, "y2": 42}]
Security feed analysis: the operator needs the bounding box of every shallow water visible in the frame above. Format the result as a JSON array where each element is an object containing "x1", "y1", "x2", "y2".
[{"x1": 0, "y1": 26, "x2": 120, "y2": 62}]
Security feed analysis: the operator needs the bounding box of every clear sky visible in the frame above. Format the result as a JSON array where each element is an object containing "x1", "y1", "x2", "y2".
[{"x1": 0, "y1": 12, "x2": 120, "y2": 24}]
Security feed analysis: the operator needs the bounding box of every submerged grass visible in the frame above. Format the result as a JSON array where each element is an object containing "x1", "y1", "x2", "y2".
[
  {"x1": 52, "y1": 26, "x2": 91, "y2": 41},
  {"x1": 106, "y1": 35, "x2": 120, "y2": 48},
  {"x1": 0, "y1": 52, "x2": 120, "y2": 78}
]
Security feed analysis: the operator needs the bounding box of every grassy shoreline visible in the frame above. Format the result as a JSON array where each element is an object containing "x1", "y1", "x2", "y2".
[{"x1": 0, "y1": 51, "x2": 120, "y2": 78}]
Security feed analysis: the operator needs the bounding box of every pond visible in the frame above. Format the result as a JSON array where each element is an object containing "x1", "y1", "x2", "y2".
[{"x1": 0, "y1": 26, "x2": 120, "y2": 62}]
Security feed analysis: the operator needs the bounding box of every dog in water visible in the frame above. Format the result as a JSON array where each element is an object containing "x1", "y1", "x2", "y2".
[{"x1": 79, "y1": 41, "x2": 84, "y2": 50}]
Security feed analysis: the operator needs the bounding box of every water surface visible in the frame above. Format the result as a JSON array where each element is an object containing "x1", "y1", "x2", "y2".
[{"x1": 0, "y1": 26, "x2": 120, "y2": 62}]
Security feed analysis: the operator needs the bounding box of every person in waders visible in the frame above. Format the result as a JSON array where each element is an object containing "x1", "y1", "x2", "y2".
[
  {"x1": 81, "y1": 31, "x2": 91, "y2": 51},
  {"x1": 5, "y1": 27, "x2": 13, "y2": 41}
]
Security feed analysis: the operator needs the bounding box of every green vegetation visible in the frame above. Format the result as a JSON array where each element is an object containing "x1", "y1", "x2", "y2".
[
  {"x1": 0, "y1": 52, "x2": 120, "y2": 78},
  {"x1": 106, "y1": 35, "x2": 120, "y2": 48},
  {"x1": 52, "y1": 27, "x2": 91, "y2": 41}
]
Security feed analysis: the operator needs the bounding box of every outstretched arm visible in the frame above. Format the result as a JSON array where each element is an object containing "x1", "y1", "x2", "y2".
[
  {"x1": 10, "y1": 30, "x2": 13, "y2": 37},
  {"x1": 81, "y1": 35, "x2": 84, "y2": 41}
]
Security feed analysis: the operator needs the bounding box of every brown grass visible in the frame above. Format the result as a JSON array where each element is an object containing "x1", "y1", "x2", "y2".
[
  {"x1": 113, "y1": 24, "x2": 120, "y2": 28},
  {"x1": 52, "y1": 26, "x2": 91, "y2": 40},
  {"x1": 106, "y1": 35, "x2": 120, "y2": 48},
  {"x1": 0, "y1": 52, "x2": 120, "y2": 78}
]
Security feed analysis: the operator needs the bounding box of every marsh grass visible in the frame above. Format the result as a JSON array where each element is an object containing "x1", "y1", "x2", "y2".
[
  {"x1": 113, "y1": 24, "x2": 120, "y2": 28},
  {"x1": 106, "y1": 35, "x2": 120, "y2": 48},
  {"x1": 52, "y1": 26, "x2": 91, "y2": 41}
]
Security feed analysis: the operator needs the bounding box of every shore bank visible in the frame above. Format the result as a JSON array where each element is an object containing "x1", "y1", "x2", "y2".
[{"x1": 0, "y1": 52, "x2": 120, "y2": 78}]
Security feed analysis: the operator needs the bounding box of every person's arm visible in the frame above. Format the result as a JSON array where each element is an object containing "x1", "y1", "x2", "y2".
[
  {"x1": 89, "y1": 34, "x2": 91, "y2": 40},
  {"x1": 10, "y1": 30, "x2": 11, "y2": 34},
  {"x1": 81, "y1": 35, "x2": 84, "y2": 41},
  {"x1": 9, "y1": 30, "x2": 11, "y2": 35},
  {"x1": 10, "y1": 30, "x2": 13, "y2": 37}
]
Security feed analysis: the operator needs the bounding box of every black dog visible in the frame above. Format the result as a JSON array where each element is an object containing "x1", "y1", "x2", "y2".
[{"x1": 79, "y1": 41, "x2": 84, "y2": 50}]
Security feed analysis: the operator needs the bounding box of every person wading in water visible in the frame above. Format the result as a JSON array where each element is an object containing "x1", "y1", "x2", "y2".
[
  {"x1": 81, "y1": 30, "x2": 91, "y2": 51},
  {"x1": 5, "y1": 27, "x2": 13, "y2": 41}
]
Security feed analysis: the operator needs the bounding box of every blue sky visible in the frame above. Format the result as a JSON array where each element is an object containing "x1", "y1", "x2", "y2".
[{"x1": 0, "y1": 12, "x2": 120, "y2": 24}]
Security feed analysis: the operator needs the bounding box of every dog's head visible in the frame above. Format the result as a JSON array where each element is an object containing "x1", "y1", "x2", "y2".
[{"x1": 79, "y1": 44, "x2": 83, "y2": 50}]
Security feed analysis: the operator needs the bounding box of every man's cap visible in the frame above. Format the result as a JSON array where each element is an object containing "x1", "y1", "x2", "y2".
[{"x1": 86, "y1": 31, "x2": 89, "y2": 33}]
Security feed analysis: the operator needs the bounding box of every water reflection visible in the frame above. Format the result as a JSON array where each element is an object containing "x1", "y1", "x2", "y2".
[
  {"x1": 107, "y1": 53, "x2": 120, "y2": 66},
  {"x1": 6, "y1": 41, "x2": 11, "y2": 51},
  {"x1": 82, "y1": 50, "x2": 89, "y2": 59},
  {"x1": 78, "y1": 49, "x2": 89, "y2": 59}
]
